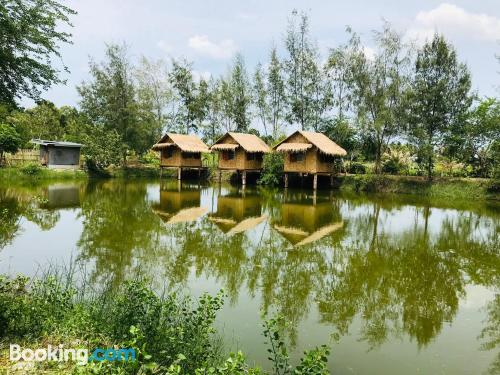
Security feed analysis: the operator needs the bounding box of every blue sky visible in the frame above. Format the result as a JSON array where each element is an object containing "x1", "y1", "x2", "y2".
[{"x1": 34, "y1": 0, "x2": 500, "y2": 107}]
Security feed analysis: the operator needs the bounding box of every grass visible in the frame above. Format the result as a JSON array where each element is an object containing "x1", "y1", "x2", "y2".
[
  {"x1": 0, "y1": 271, "x2": 330, "y2": 374},
  {"x1": 335, "y1": 174, "x2": 500, "y2": 201}
]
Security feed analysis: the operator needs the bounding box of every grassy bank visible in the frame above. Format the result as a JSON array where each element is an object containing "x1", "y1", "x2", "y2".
[
  {"x1": 0, "y1": 272, "x2": 330, "y2": 374},
  {"x1": 0, "y1": 165, "x2": 88, "y2": 181},
  {"x1": 334, "y1": 174, "x2": 500, "y2": 201}
]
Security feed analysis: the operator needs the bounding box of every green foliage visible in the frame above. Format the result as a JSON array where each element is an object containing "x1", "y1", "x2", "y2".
[
  {"x1": 406, "y1": 34, "x2": 473, "y2": 179},
  {"x1": 381, "y1": 148, "x2": 413, "y2": 175},
  {"x1": 347, "y1": 162, "x2": 366, "y2": 174},
  {"x1": 78, "y1": 43, "x2": 158, "y2": 159},
  {"x1": 20, "y1": 162, "x2": 42, "y2": 175},
  {"x1": 347, "y1": 22, "x2": 410, "y2": 173},
  {"x1": 81, "y1": 125, "x2": 123, "y2": 171},
  {"x1": 0, "y1": 123, "x2": 21, "y2": 160},
  {"x1": 0, "y1": 272, "x2": 332, "y2": 374},
  {"x1": 0, "y1": 0, "x2": 75, "y2": 105},
  {"x1": 258, "y1": 153, "x2": 284, "y2": 186},
  {"x1": 294, "y1": 345, "x2": 330, "y2": 375}
]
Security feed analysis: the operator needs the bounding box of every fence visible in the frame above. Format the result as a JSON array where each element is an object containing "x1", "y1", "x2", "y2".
[{"x1": 3, "y1": 149, "x2": 39, "y2": 166}]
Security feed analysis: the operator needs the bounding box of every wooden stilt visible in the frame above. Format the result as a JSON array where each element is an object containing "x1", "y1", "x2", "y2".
[
  {"x1": 313, "y1": 174, "x2": 318, "y2": 190},
  {"x1": 177, "y1": 167, "x2": 182, "y2": 180},
  {"x1": 242, "y1": 170, "x2": 247, "y2": 186},
  {"x1": 313, "y1": 190, "x2": 317, "y2": 205},
  {"x1": 159, "y1": 167, "x2": 163, "y2": 179},
  {"x1": 284, "y1": 173, "x2": 289, "y2": 188},
  {"x1": 330, "y1": 173, "x2": 334, "y2": 187},
  {"x1": 218, "y1": 169, "x2": 222, "y2": 183},
  {"x1": 300, "y1": 173, "x2": 303, "y2": 187}
]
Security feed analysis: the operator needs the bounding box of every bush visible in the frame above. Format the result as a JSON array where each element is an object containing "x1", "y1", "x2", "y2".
[
  {"x1": 0, "y1": 272, "x2": 331, "y2": 374},
  {"x1": 381, "y1": 148, "x2": 414, "y2": 175},
  {"x1": 348, "y1": 162, "x2": 366, "y2": 174},
  {"x1": 139, "y1": 150, "x2": 160, "y2": 166},
  {"x1": 21, "y1": 162, "x2": 42, "y2": 175},
  {"x1": 258, "y1": 153, "x2": 284, "y2": 186},
  {"x1": 0, "y1": 123, "x2": 22, "y2": 163}
]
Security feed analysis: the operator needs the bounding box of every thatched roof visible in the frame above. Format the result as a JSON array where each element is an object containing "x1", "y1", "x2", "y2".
[
  {"x1": 152, "y1": 133, "x2": 209, "y2": 153},
  {"x1": 227, "y1": 215, "x2": 267, "y2": 235},
  {"x1": 274, "y1": 221, "x2": 344, "y2": 247},
  {"x1": 211, "y1": 144, "x2": 239, "y2": 151},
  {"x1": 153, "y1": 207, "x2": 208, "y2": 224},
  {"x1": 275, "y1": 143, "x2": 312, "y2": 153},
  {"x1": 210, "y1": 132, "x2": 270, "y2": 153},
  {"x1": 273, "y1": 131, "x2": 347, "y2": 156}
]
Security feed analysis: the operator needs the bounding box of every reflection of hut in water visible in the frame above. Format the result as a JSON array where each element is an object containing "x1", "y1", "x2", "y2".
[
  {"x1": 152, "y1": 185, "x2": 207, "y2": 224},
  {"x1": 209, "y1": 193, "x2": 267, "y2": 234},
  {"x1": 273, "y1": 201, "x2": 343, "y2": 247},
  {"x1": 42, "y1": 184, "x2": 81, "y2": 209}
]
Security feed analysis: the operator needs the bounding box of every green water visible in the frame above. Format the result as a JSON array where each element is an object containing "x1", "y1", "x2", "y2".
[{"x1": 0, "y1": 179, "x2": 499, "y2": 374}]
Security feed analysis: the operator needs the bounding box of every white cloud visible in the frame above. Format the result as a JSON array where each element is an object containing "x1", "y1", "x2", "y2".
[
  {"x1": 407, "y1": 3, "x2": 500, "y2": 44},
  {"x1": 188, "y1": 35, "x2": 238, "y2": 59}
]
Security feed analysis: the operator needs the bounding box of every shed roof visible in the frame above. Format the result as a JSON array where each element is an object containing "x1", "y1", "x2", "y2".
[
  {"x1": 31, "y1": 139, "x2": 83, "y2": 148},
  {"x1": 153, "y1": 133, "x2": 209, "y2": 153},
  {"x1": 273, "y1": 131, "x2": 347, "y2": 156},
  {"x1": 211, "y1": 132, "x2": 270, "y2": 153}
]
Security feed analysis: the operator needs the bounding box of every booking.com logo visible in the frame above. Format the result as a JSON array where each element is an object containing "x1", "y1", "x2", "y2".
[{"x1": 9, "y1": 344, "x2": 136, "y2": 365}]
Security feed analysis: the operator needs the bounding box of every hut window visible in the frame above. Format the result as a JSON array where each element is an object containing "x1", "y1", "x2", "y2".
[
  {"x1": 222, "y1": 150, "x2": 235, "y2": 160},
  {"x1": 290, "y1": 152, "x2": 305, "y2": 163},
  {"x1": 164, "y1": 148, "x2": 174, "y2": 158},
  {"x1": 246, "y1": 152, "x2": 262, "y2": 161},
  {"x1": 319, "y1": 153, "x2": 335, "y2": 163},
  {"x1": 182, "y1": 152, "x2": 200, "y2": 159}
]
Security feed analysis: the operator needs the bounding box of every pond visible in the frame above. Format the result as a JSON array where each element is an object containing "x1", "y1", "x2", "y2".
[{"x1": 0, "y1": 179, "x2": 499, "y2": 374}]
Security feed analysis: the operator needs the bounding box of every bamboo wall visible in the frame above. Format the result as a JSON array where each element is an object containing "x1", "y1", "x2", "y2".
[
  {"x1": 282, "y1": 133, "x2": 335, "y2": 174},
  {"x1": 160, "y1": 147, "x2": 202, "y2": 168}
]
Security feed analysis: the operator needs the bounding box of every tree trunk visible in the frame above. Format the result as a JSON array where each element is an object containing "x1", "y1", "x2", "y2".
[{"x1": 427, "y1": 154, "x2": 433, "y2": 180}]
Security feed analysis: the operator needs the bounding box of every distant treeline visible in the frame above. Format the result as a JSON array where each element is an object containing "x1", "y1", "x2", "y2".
[{"x1": 0, "y1": 3, "x2": 498, "y2": 178}]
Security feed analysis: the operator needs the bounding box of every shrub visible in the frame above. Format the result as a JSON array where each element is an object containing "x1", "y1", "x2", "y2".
[
  {"x1": 0, "y1": 123, "x2": 22, "y2": 163},
  {"x1": 258, "y1": 153, "x2": 284, "y2": 186},
  {"x1": 139, "y1": 150, "x2": 160, "y2": 166},
  {"x1": 348, "y1": 162, "x2": 366, "y2": 174},
  {"x1": 0, "y1": 272, "x2": 331, "y2": 374},
  {"x1": 21, "y1": 162, "x2": 42, "y2": 175},
  {"x1": 381, "y1": 148, "x2": 414, "y2": 175}
]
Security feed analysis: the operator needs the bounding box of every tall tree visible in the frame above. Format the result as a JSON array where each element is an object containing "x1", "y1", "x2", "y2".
[
  {"x1": 349, "y1": 23, "x2": 411, "y2": 173},
  {"x1": 78, "y1": 43, "x2": 142, "y2": 161},
  {"x1": 229, "y1": 54, "x2": 251, "y2": 132},
  {"x1": 407, "y1": 34, "x2": 472, "y2": 179},
  {"x1": 0, "y1": 0, "x2": 75, "y2": 105},
  {"x1": 267, "y1": 47, "x2": 286, "y2": 140},
  {"x1": 169, "y1": 59, "x2": 197, "y2": 134},
  {"x1": 134, "y1": 57, "x2": 172, "y2": 139},
  {"x1": 253, "y1": 63, "x2": 269, "y2": 136},
  {"x1": 283, "y1": 10, "x2": 326, "y2": 130}
]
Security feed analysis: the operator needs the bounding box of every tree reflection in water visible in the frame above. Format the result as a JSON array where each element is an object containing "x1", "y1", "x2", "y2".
[{"x1": 1, "y1": 179, "x2": 498, "y2": 363}]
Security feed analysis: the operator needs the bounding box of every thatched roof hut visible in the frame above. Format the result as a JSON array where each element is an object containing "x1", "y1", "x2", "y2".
[
  {"x1": 152, "y1": 133, "x2": 209, "y2": 168},
  {"x1": 274, "y1": 131, "x2": 346, "y2": 174},
  {"x1": 210, "y1": 132, "x2": 270, "y2": 172}
]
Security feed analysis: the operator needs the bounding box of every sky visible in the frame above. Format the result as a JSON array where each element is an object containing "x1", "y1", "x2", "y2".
[{"x1": 30, "y1": 0, "x2": 500, "y2": 108}]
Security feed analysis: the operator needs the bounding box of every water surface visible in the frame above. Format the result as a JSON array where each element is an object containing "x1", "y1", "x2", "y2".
[{"x1": 0, "y1": 179, "x2": 499, "y2": 374}]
